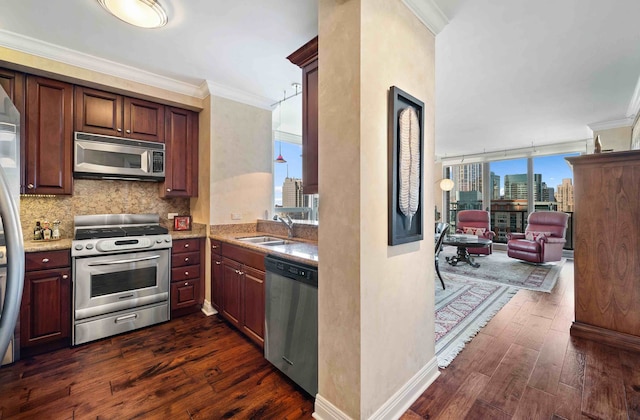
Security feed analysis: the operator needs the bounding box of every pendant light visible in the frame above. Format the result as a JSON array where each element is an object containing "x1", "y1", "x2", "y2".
[
  {"x1": 98, "y1": 0, "x2": 168, "y2": 29},
  {"x1": 275, "y1": 141, "x2": 287, "y2": 164}
]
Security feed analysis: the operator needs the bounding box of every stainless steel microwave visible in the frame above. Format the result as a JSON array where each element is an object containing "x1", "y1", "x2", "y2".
[{"x1": 73, "y1": 132, "x2": 165, "y2": 181}]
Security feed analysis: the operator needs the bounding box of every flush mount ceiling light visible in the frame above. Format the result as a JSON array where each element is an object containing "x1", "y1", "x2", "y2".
[{"x1": 98, "y1": 0, "x2": 168, "y2": 29}]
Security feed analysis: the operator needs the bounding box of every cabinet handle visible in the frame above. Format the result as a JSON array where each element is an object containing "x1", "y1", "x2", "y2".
[
  {"x1": 42, "y1": 258, "x2": 49, "y2": 263},
  {"x1": 117, "y1": 128, "x2": 122, "y2": 132},
  {"x1": 184, "y1": 257, "x2": 189, "y2": 262},
  {"x1": 184, "y1": 271, "x2": 189, "y2": 276},
  {"x1": 184, "y1": 243, "x2": 189, "y2": 248},
  {"x1": 126, "y1": 129, "x2": 131, "y2": 134},
  {"x1": 235, "y1": 269, "x2": 239, "y2": 274},
  {"x1": 27, "y1": 183, "x2": 34, "y2": 189},
  {"x1": 215, "y1": 261, "x2": 221, "y2": 265},
  {"x1": 184, "y1": 282, "x2": 188, "y2": 286},
  {"x1": 212, "y1": 245, "x2": 218, "y2": 249},
  {"x1": 62, "y1": 274, "x2": 68, "y2": 279},
  {"x1": 238, "y1": 271, "x2": 244, "y2": 275},
  {"x1": 166, "y1": 188, "x2": 171, "y2": 192}
]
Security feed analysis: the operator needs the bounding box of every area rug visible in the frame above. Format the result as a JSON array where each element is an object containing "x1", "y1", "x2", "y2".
[
  {"x1": 435, "y1": 274, "x2": 517, "y2": 368},
  {"x1": 438, "y1": 248, "x2": 565, "y2": 292}
]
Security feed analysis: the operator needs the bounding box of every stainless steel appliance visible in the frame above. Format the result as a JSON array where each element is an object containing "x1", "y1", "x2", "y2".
[
  {"x1": 264, "y1": 255, "x2": 318, "y2": 396},
  {"x1": 73, "y1": 132, "x2": 165, "y2": 181},
  {"x1": 0, "y1": 87, "x2": 25, "y2": 366},
  {"x1": 72, "y1": 214, "x2": 171, "y2": 345}
]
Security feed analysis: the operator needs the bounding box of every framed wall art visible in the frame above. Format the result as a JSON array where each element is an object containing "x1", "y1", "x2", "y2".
[
  {"x1": 173, "y1": 215, "x2": 192, "y2": 231},
  {"x1": 388, "y1": 86, "x2": 425, "y2": 246}
]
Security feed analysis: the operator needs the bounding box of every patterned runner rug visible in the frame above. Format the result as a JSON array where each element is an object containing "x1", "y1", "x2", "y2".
[
  {"x1": 435, "y1": 274, "x2": 517, "y2": 368},
  {"x1": 438, "y1": 248, "x2": 565, "y2": 292}
]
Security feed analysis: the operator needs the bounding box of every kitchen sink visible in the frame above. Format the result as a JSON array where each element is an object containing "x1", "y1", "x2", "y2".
[{"x1": 236, "y1": 236, "x2": 300, "y2": 247}]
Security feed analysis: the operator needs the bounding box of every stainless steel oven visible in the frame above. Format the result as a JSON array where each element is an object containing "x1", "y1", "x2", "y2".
[{"x1": 72, "y1": 214, "x2": 171, "y2": 345}]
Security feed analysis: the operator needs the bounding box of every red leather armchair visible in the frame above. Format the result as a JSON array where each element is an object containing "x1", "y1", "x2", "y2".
[
  {"x1": 456, "y1": 210, "x2": 495, "y2": 255},
  {"x1": 507, "y1": 211, "x2": 569, "y2": 263}
]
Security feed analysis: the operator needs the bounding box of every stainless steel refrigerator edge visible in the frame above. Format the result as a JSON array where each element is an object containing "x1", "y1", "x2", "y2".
[{"x1": 0, "y1": 85, "x2": 25, "y2": 366}]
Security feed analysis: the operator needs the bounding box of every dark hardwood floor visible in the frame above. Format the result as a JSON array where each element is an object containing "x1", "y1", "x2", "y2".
[
  {"x1": 0, "y1": 314, "x2": 314, "y2": 419},
  {"x1": 403, "y1": 261, "x2": 640, "y2": 420},
  {"x1": 2, "y1": 261, "x2": 638, "y2": 419}
]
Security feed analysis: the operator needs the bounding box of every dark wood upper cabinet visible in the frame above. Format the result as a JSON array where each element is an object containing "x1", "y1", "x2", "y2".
[
  {"x1": 75, "y1": 86, "x2": 164, "y2": 143},
  {"x1": 161, "y1": 106, "x2": 198, "y2": 197},
  {"x1": 25, "y1": 76, "x2": 73, "y2": 195},
  {"x1": 288, "y1": 36, "x2": 319, "y2": 195}
]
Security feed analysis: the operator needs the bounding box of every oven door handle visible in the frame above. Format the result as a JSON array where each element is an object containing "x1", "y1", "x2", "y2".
[{"x1": 87, "y1": 255, "x2": 161, "y2": 266}]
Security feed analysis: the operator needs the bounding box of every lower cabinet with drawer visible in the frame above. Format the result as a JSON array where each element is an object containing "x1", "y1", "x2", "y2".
[
  {"x1": 21, "y1": 250, "x2": 71, "y2": 355},
  {"x1": 212, "y1": 242, "x2": 265, "y2": 348},
  {"x1": 171, "y1": 238, "x2": 204, "y2": 317}
]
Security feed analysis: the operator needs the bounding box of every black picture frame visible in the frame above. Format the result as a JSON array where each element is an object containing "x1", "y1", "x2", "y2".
[{"x1": 388, "y1": 86, "x2": 425, "y2": 246}]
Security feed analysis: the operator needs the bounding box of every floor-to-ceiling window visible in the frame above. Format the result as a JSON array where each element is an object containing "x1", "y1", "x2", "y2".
[{"x1": 489, "y1": 158, "x2": 529, "y2": 243}]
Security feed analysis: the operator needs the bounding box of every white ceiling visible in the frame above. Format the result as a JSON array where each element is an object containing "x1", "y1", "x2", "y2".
[{"x1": 1, "y1": 0, "x2": 639, "y2": 158}]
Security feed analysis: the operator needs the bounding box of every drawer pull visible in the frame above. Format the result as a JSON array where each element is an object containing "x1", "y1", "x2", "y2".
[
  {"x1": 215, "y1": 261, "x2": 221, "y2": 265},
  {"x1": 184, "y1": 271, "x2": 189, "y2": 276},
  {"x1": 212, "y1": 245, "x2": 218, "y2": 249},
  {"x1": 115, "y1": 313, "x2": 137, "y2": 323},
  {"x1": 184, "y1": 282, "x2": 188, "y2": 286},
  {"x1": 184, "y1": 257, "x2": 189, "y2": 262},
  {"x1": 238, "y1": 271, "x2": 244, "y2": 275},
  {"x1": 184, "y1": 243, "x2": 189, "y2": 248},
  {"x1": 42, "y1": 258, "x2": 50, "y2": 263},
  {"x1": 62, "y1": 274, "x2": 68, "y2": 280}
]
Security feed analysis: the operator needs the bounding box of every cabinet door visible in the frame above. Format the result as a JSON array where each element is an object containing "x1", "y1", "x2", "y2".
[
  {"x1": 124, "y1": 97, "x2": 164, "y2": 142},
  {"x1": 221, "y1": 258, "x2": 242, "y2": 328},
  {"x1": 211, "y1": 253, "x2": 223, "y2": 311},
  {"x1": 171, "y1": 279, "x2": 199, "y2": 310},
  {"x1": 162, "y1": 107, "x2": 198, "y2": 197},
  {"x1": 242, "y1": 265, "x2": 265, "y2": 346},
  {"x1": 20, "y1": 267, "x2": 71, "y2": 348},
  {"x1": 0, "y1": 69, "x2": 26, "y2": 193},
  {"x1": 25, "y1": 76, "x2": 73, "y2": 195},
  {"x1": 74, "y1": 87, "x2": 123, "y2": 137},
  {"x1": 302, "y1": 59, "x2": 319, "y2": 194}
]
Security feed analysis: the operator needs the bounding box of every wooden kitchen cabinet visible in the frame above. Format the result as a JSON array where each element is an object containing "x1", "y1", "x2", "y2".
[
  {"x1": 21, "y1": 250, "x2": 71, "y2": 355},
  {"x1": 161, "y1": 107, "x2": 199, "y2": 197},
  {"x1": 210, "y1": 240, "x2": 223, "y2": 311},
  {"x1": 170, "y1": 238, "x2": 204, "y2": 317},
  {"x1": 74, "y1": 86, "x2": 165, "y2": 143},
  {"x1": 25, "y1": 76, "x2": 73, "y2": 195},
  {"x1": 287, "y1": 36, "x2": 319, "y2": 195},
  {"x1": 217, "y1": 242, "x2": 266, "y2": 347}
]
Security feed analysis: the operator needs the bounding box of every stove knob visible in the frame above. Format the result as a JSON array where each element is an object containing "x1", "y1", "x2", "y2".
[
  {"x1": 165, "y1": 238, "x2": 171, "y2": 243},
  {"x1": 86, "y1": 244, "x2": 94, "y2": 250},
  {"x1": 156, "y1": 239, "x2": 162, "y2": 244},
  {"x1": 75, "y1": 244, "x2": 84, "y2": 251}
]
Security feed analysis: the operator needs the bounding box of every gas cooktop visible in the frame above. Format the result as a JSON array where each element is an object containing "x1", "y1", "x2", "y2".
[{"x1": 74, "y1": 225, "x2": 168, "y2": 240}]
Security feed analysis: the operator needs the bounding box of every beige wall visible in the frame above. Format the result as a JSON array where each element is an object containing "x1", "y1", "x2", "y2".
[
  {"x1": 592, "y1": 126, "x2": 632, "y2": 152},
  {"x1": 209, "y1": 96, "x2": 272, "y2": 225},
  {"x1": 318, "y1": 0, "x2": 436, "y2": 417}
]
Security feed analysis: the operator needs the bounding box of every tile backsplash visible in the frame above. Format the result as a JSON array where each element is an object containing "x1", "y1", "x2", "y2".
[{"x1": 20, "y1": 179, "x2": 190, "y2": 240}]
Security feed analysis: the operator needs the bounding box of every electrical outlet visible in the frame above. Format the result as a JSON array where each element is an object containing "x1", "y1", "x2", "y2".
[
  {"x1": 231, "y1": 213, "x2": 242, "y2": 220},
  {"x1": 168, "y1": 213, "x2": 178, "y2": 220}
]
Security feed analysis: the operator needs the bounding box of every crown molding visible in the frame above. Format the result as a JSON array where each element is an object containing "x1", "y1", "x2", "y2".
[
  {"x1": 587, "y1": 117, "x2": 634, "y2": 132},
  {"x1": 0, "y1": 29, "x2": 206, "y2": 98},
  {"x1": 401, "y1": 0, "x2": 449, "y2": 36},
  {"x1": 202, "y1": 80, "x2": 274, "y2": 110}
]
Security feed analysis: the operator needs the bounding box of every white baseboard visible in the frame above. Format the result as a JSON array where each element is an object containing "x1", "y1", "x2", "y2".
[
  {"x1": 312, "y1": 356, "x2": 440, "y2": 420},
  {"x1": 201, "y1": 300, "x2": 217, "y2": 316}
]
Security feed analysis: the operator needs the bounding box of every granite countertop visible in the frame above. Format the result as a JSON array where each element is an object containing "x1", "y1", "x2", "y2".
[
  {"x1": 23, "y1": 223, "x2": 207, "y2": 253},
  {"x1": 211, "y1": 232, "x2": 318, "y2": 267}
]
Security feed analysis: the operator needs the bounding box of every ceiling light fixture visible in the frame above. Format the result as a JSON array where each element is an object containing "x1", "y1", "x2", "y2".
[
  {"x1": 275, "y1": 141, "x2": 287, "y2": 164},
  {"x1": 98, "y1": 0, "x2": 168, "y2": 29},
  {"x1": 439, "y1": 178, "x2": 454, "y2": 191}
]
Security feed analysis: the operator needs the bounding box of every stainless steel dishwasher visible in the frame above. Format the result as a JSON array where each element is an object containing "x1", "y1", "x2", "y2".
[{"x1": 264, "y1": 255, "x2": 318, "y2": 397}]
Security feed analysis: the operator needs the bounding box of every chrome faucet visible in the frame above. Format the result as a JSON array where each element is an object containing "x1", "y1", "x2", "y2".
[{"x1": 278, "y1": 215, "x2": 295, "y2": 238}]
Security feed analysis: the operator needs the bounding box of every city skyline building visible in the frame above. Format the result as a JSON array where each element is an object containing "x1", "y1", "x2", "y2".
[
  {"x1": 282, "y1": 177, "x2": 304, "y2": 208},
  {"x1": 556, "y1": 178, "x2": 574, "y2": 212}
]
